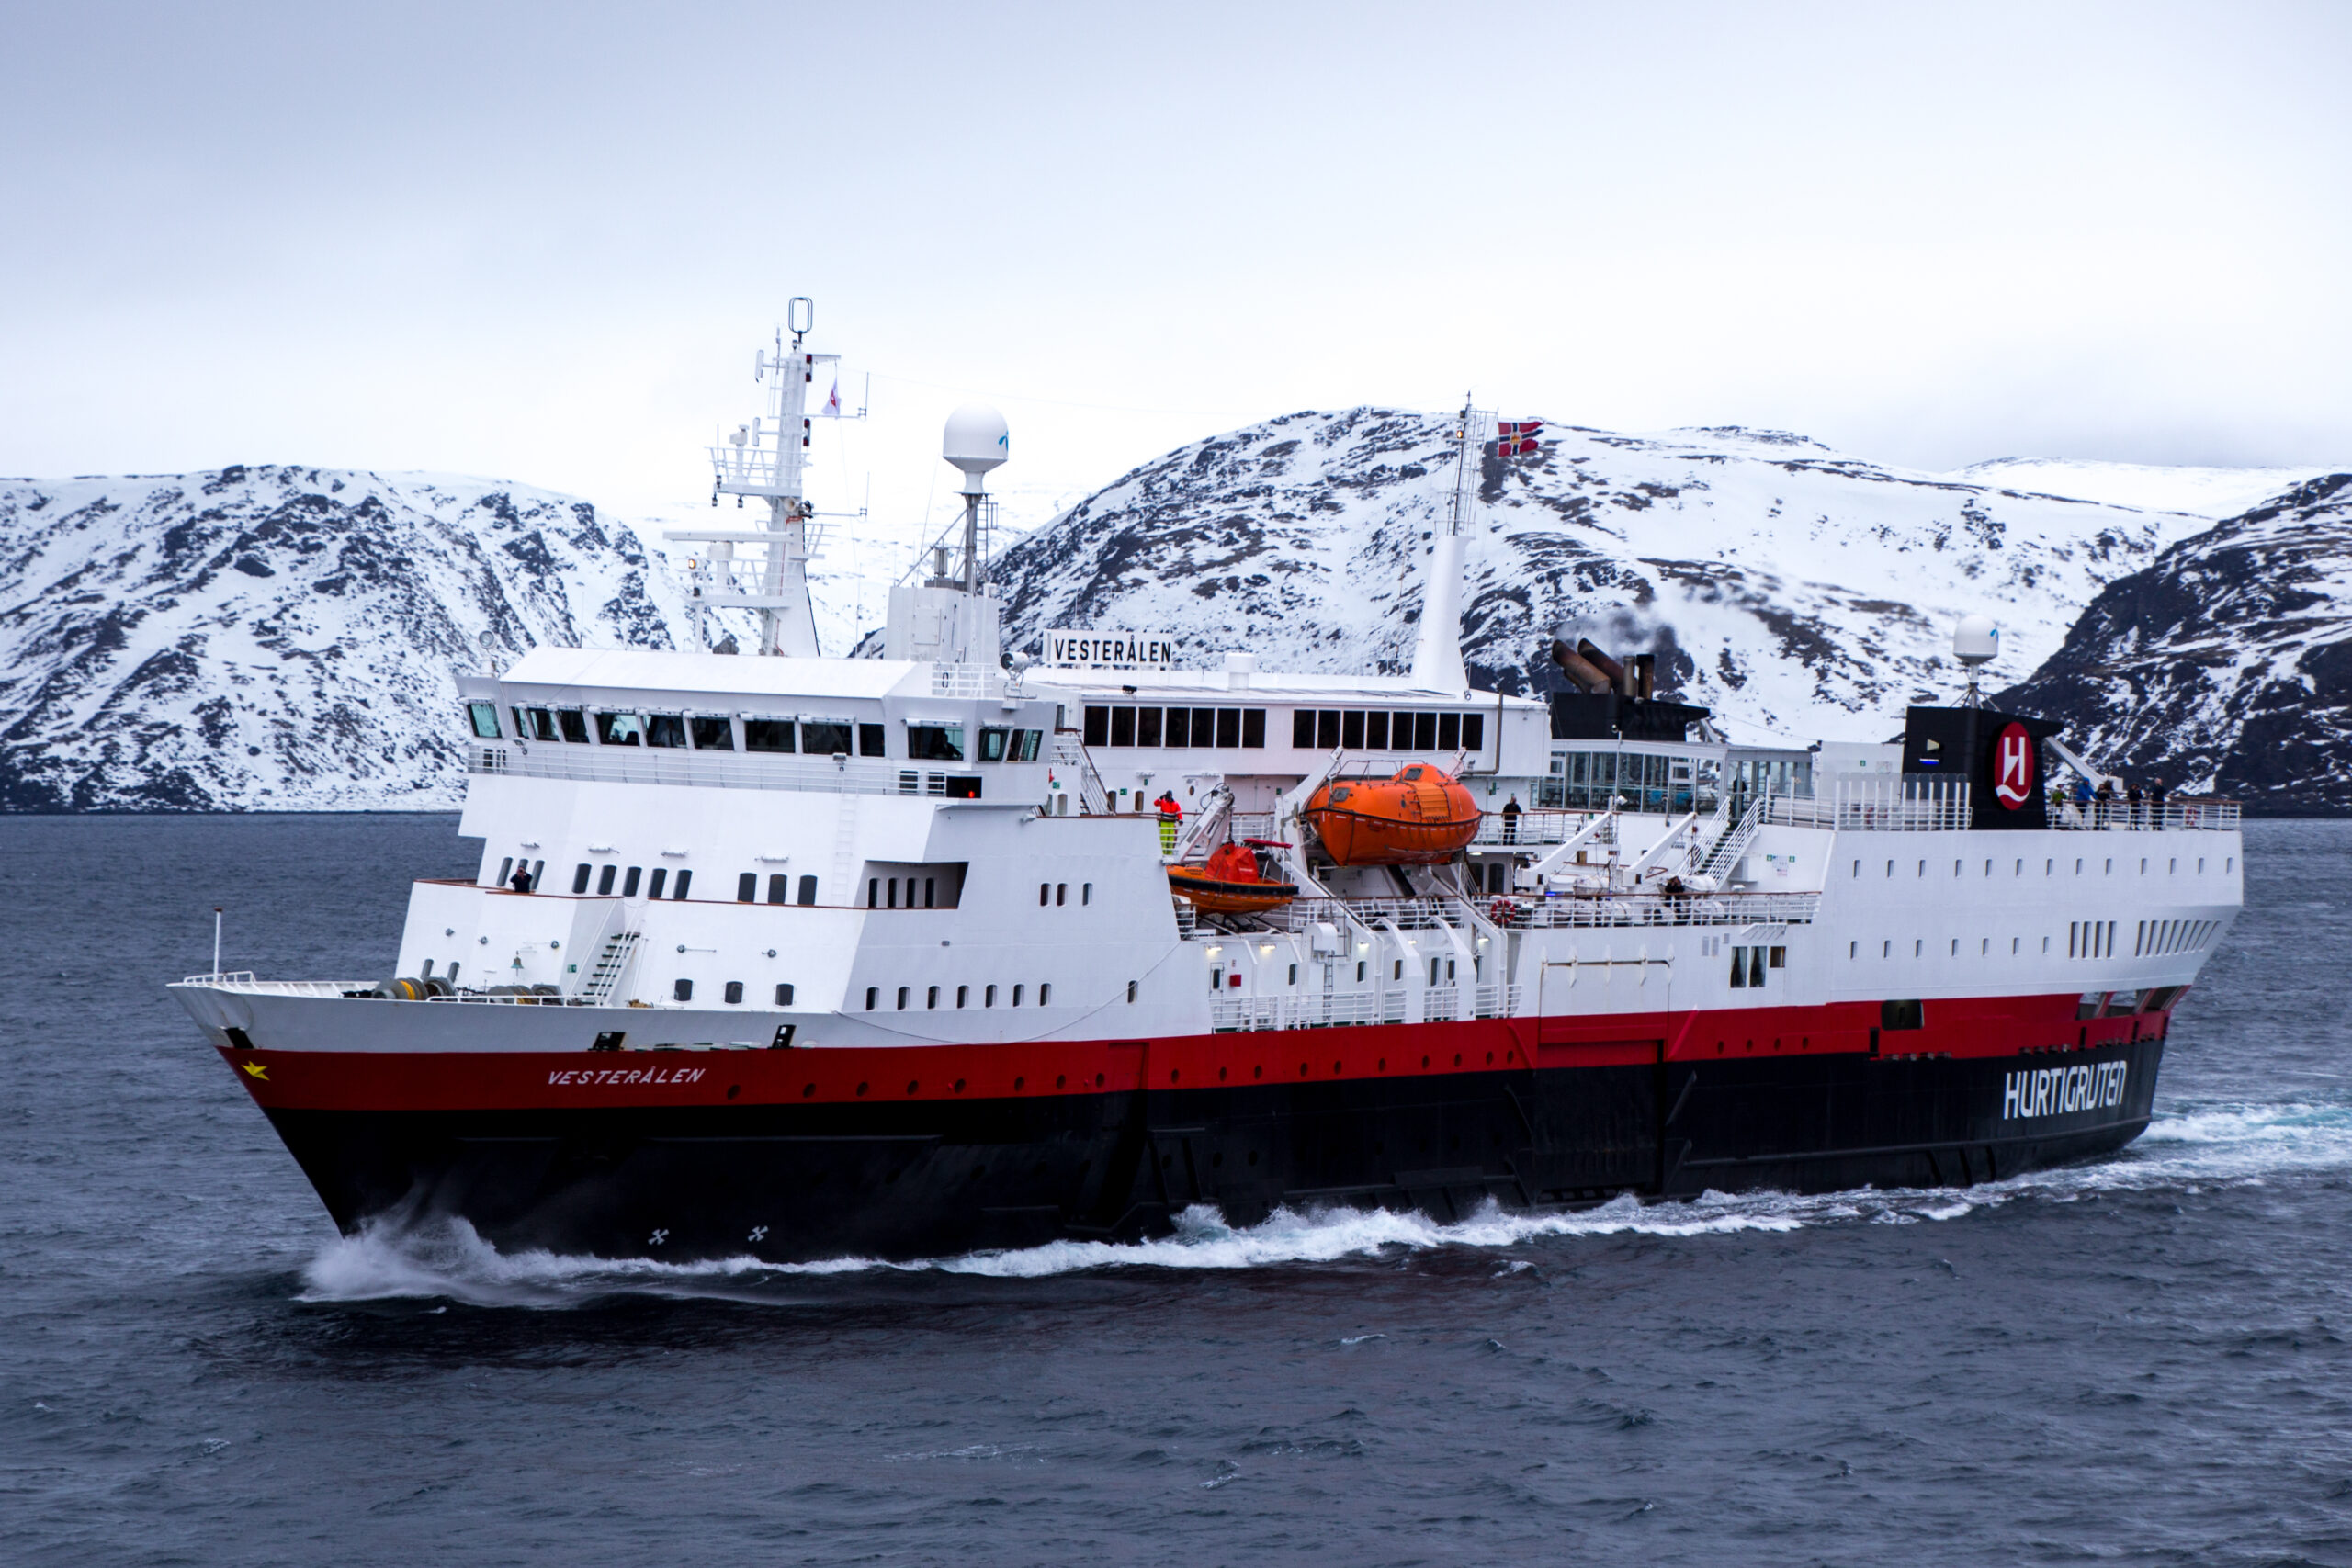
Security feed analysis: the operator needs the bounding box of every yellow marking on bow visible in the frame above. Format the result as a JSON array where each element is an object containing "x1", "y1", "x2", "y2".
[{"x1": 241, "y1": 1061, "x2": 269, "y2": 1080}]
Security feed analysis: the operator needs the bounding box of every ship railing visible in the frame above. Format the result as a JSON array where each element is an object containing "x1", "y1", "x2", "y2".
[
  {"x1": 2051, "y1": 797, "x2": 2241, "y2": 831},
  {"x1": 1279, "y1": 896, "x2": 1457, "y2": 932},
  {"x1": 1423, "y1": 985, "x2": 1461, "y2": 1021},
  {"x1": 1228, "y1": 812, "x2": 1281, "y2": 842},
  {"x1": 1769, "y1": 778, "x2": 1973, "y2": 831},
  {"x1": 1209, "y1": 988, "x2": 1411, "y2": 1033},
  {"x1": 927, "y1": 664, "x2": 1002, "y2": 697},
  {"x1": 1471, "y1": 809, "x2": 1589, "y2": 848},
  {"x1": 469, "y1": 742, "x2": 957, "y2": 798},
  {"x1": 175, "y1": 976, "x2": 370, "y2": 997},
  {"x1": 1473, "y1": 984, "x2": 1521, "y2": 1019},
  {"x1": 1498, "y1": 891, "x2": 1822, "y2": 929}
]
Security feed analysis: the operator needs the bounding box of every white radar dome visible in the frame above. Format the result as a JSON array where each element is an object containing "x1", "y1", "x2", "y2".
[
  {"x1": 1953, "y1": 614, "x2": 1999, "y2": 666},
  {"x1": 943, "y1": 404, "x2": 1010, "y2": 487}
]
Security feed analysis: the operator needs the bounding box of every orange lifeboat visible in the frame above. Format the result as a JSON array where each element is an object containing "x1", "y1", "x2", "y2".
[
  {"x1": 1304, "y1": 763, "x2": 1481, "y2": 866},
  {"x1": 1167, "y1": 840, "x2": 1299, "y2": 916}
]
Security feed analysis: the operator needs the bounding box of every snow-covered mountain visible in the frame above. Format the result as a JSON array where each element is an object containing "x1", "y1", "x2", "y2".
[
  {"x1": 1997, "y1": 473, "x2": 2352, "y2": 813},
  {"x1": 0, "y1": 467, "x2": 685, "y2": 810},
  {"x1": 989, "y1": 410, "x2": 2270, "y2": 744}
]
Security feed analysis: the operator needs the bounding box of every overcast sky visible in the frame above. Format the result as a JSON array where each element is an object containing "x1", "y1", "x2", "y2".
[{"x1": 4, "y1": 1, "x2": 2346, "y2": 541}]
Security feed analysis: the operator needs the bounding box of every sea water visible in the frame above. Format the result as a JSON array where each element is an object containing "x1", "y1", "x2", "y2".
[{"x1": 3, "y1": 814, "x2": 2348, "y2": 1564}]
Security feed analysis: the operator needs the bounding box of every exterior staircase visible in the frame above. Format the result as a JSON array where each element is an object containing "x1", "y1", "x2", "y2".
[{"x1": 580, "y1": 931, "x2": 641, "y2": 1004}]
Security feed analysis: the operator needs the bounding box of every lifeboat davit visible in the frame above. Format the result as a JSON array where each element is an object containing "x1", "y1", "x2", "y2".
[
  {"x1": 1167, "y1": 840, "x2": 1299, "y2": 916},
  {"x1": 1304, "y1": 763, "x2": 1481, "y2": 866}
]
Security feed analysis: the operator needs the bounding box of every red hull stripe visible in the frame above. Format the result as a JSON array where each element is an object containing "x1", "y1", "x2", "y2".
[{"x1": 217, "y1": 993, "x2": 2170, "y2": 1114}]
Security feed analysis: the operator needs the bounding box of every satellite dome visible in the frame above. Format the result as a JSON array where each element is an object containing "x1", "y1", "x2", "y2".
[
  {"x1": 943, "y1": 404, "x2": 1009, "y2": 486},
  {"x1": 1953, "y1": 614, "x2": 1999, "y2": 666}
]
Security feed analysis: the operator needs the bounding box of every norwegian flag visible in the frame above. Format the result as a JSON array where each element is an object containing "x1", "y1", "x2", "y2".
[
  {"x1": 826, "y1": 378, "x2": 842, "y2": 415},
  {"x1": 1494, "y1": 418, "x2": 1543, "y2": 457}
]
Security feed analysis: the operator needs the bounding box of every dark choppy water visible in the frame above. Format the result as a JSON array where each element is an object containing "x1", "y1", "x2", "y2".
[{"x1": 5, "y1": 814, "x2": 2352, "y2": 1565}]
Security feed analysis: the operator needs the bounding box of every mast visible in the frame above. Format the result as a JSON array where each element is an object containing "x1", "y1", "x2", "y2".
[
  {"x1": 1410, "y1": 399, "x2": 1488, "y2": 694},
  {"x1": 664, "y1": 296, "x2": 860, "y2": 657}
]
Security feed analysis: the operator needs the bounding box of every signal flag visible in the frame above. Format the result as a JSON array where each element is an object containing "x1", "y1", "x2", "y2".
[{"x1": 1494, "y1": 419, "x2": 1544, "y2": 458}]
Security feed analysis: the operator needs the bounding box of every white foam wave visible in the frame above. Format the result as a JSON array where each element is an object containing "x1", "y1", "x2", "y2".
[{"x1": 294, "y1": 1097, "x2": 2352, "y2": 1303}]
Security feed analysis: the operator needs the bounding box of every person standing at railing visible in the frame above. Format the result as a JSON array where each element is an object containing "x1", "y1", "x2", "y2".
[
  {"x1": 508, "y1": 864, "x2": 532, "y2": 894},
  {"x1": 2149, "y1": 781, "x2": 2167, "y2": 825},
  {"x1": 2095, "y1": 778, "x2": 2116, "y2": 825},
  {"x1": 1500, "y1": 795, "x2": 1521, "y2": 844}
]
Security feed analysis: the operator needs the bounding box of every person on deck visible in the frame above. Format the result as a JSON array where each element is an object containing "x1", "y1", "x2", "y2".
[
  {"x1": 508, "y1": 864, "x2": 533, "y2": 894},
  {"x1": 1500, "y1": 795, "x2": 1522, "y2": 844},
  {"x1": 1154, "y1": 792, "x2": 1182, "y2": 856}
]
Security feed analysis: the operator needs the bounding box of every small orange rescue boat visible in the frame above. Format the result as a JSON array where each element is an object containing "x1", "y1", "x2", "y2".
[
  {"x1": 1167, "y1": 841, "x2": 1299, "y2": 916},
  {"x1": 1304, "y1": 763, "x2": 1481, "y2": 866}
]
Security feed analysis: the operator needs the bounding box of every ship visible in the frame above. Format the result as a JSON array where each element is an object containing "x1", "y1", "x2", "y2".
[{"x1": 171, "y1": 304, "x2": 2245, "y2": 1262}]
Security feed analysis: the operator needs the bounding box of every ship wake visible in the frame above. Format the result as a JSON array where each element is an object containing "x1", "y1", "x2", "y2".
[{"x1": 294, "y1": 1094, "x2": 2352, "y2": 1306}]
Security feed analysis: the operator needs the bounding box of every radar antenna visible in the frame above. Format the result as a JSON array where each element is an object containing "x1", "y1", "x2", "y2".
[{"x1": 663, "y1": 297, "x2": 865, "y2": 656}]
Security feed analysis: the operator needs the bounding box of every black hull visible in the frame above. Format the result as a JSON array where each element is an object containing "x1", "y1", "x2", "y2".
[{"x1": 266, "y1": 1040, "x2": 2165, "y2": 1262}]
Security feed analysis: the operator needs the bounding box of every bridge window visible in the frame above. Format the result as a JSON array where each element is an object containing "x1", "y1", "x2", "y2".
[
  {"x1": 859, "y1": 724, "x2": 887, "y2": 757},
  {"x1": 690, "y1": 716, "x2": 735, "y2": 750},
  {"x1": 1438, "y1": 713, "x2": 1461, "y2": 750},
  {"x1": 1462, "y1": 713, "x2": 1485, "y2": 750},
  {"x1": 1108, "y1": 708, "x2": 1136, "y2": 747},
  {"x1": 557, "y1": 709, "x2": 590, "y2": 743},
  {"x1": 1216, "y1": 709, "x2": 1242, "y2": 748},
  {"x1": 744, "y1": 718, "x2": 795, "y2": 752},
  {"x1": 520, "y1": 707, "x2": 559, "y2": 741},
  {"x1": 797, "y1": 874, "x2": 817, "y2": 906},
  {"x1": 979, "y1": 727, "x2": 1010, "y2": 761},
  {"x1": 596, "y1": 712, "x2": 643, "y2": 746},
  {"x1": 1136, "y1": 707, "x2": 1163, "y2": 746},
  {"x1": 909, "y1": 724, "x2": 965, "y2": 761},
  {"x1": 1083, "y1": 706, "x2": 1111, "y2": 747},
  {"x1": 801, "y1": 720, "x2": 851, "y2": 755},
  {"x1": 468, "y1": 702, "x2": 502, "y2": 739},
  {"x1": 1412, "y1": 713, "x2": 1438, "y2": 749},
  {"x1": 646, "y1": 715, "x2": 687, "y2": 749},
  {"x1": 1364, "y1": 711, "x2": 1390, "y2": 749}
]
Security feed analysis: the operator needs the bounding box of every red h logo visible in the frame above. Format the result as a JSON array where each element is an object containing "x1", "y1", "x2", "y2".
[{"x1": 1994, "y1": 721, "x2": 2035, "y2": 808}]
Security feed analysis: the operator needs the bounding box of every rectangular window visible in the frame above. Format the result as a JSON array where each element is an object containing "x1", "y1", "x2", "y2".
[
  {"x1": 1340, "y1": 710, "x2": 1365, "y2": 749},
  {"x1": 798, "y1": 720, "x2": 848, "y2": 755},
  {"x1": 1081, "y1": 883, "x2": 1091, "y2": 905},
  {"x1": 1039, "y1": 882, "x2": 1050, "y2": 906},
  {"x1": 1128, "y1": 980, "x2": 1138, "y2": 1003},
  {"x1": 690, "y1": 716, "x2": 734, "y2": 750},
  {"x1": 2077, "y1": 991, "x2": 2106, "y2": 1020},
  {"x1": 1109, "y1": 708, "x2": 1136, "y2": 747},
  {"x1": 1165, "y1": 707, "x2": 1191, "y2": 748},
  {"x1": 1083, "y1": 706, "x2": 1111, "y2": 747},
  {"x1": 571, "y1": 863, "x2": 592, "y2": 894},
  {"x1": 648, "y1": 867, "x2": 667, "y2": 899},
  {"x1": 1039, "y1": 983, "x2": 1052, "y2": 1005},
  {"x1": 767, "y1": 874, "x2": 788, "y2": 905},
  {"x1": 1729, "y1": 947, "x2": 1747, "y2": 988},
  {"x1": 645, "y1": 715, "x2": 687, "y2": 749},
  {"x1": 558, "y1": 709, "x2": 590, "y2": 744},
  {"x1": 776, "y1": 983, "x2": 794, "y2": 1006},
  {"x1": 978, "y1": 727, "x2": 1010, "y2": 761},
  {"x1": 1749, "y1": 948, "x2": 1766, "y2": 987},
  {"x1": 927, "y1": 986, "x2": 939, "y2": 1010},
  {"x1": 496, "y1": 856, "x2": 513, "y2": 886},
  {"x1": 871, "y1": 879, "x2": 882, "y2": 908},
  {"x1": 1137, "y1": 707, "x2": 1163, "y2": 747},
  {"x1": 1012, "y1": 984, "x2": 1024, "y2": 1007},
  {"x1": 859, "y1": 723, "x2": 887, "y2": 758},
  {"x1": 897, "y1": 987, "x2": 909, "y2": 1010},
  {"x1": 1769, "y1": 946, "x2": 1786, "y2": 968},
  {"x1": 1438, "y1": 713, "x2": 1461, "y2": 750},
  {"x1": 597, "y1": 865, "x2": 618, "y2": 896},
  {"x1": 1191, "y1": 707, "x2": 1216, "y2": 749},
  {"x1": 1293, "y1": 709, "x2": 1317, "y2": 748},
  {"x1": 672, "y1": 870, "x2": 691, "y2": 899},
  {"x1": 1056, "y1": 883, "x2": 1067, "y2": 906},
  {"x1": 1015, "y1": 729, "x2": 1043, "y2": 761},
  {"x1": 1413, "y1": 712, "x2": 1438, "y2": 750},
  {"x1": 525, "y1": 707, "x2": 559, "y2": 741},
  {"x1": 1317, "y1": 710, "x2": 1341, "y2": 749},
  {"x1": 675, "y1": 978, "x2": 694, "y2": 1002},
  {"x1": 622, "y1": 866, "x2": 642, "y2": 897},
  {"x1": 1216, "y1": 708, "x2": 1242, "y2": 748},
  {"x1": 744, "y1": 718, "x2": 796, "y2": 752},
  {"x1": 1365, "y1": 710, "x2": 1390, "y2": 750},
  {"x1": 596, "y1": 711, "x2": 643, "y2": 746},
  {"x1": 865, "y1": 987, "x2": 877, "y2": 1010},
  {"x1": 1242, "y1": 709, "x2": 1265, "y2": 748},
  {"x1": 797, "y1": 874, "x2": 817, "y2": 906},
  {"x1": 956, "y1": 985, "x2": 969, "y2": 1008},
  {"x1": 909, "y1": 724, "x2": 965, "y2": 761},
  {"x1": 724, "y1": 981, "x2": 743, "y2": 1005},
  {"x1": 737, "y1": 873, "x2": 757, "y2": 903},
  {"x1": 985, "y1": 984, "x2": 997, "y2": 1008},
  {"x1": 468, "y1": 702, "x2": 502, "y2": 739},
  {"x1": 888, "y1": 878, "x2": 899, "y2": 908},
  {"x1": 1461, "y1": 713, "x2": 1485, "y2": 750}
]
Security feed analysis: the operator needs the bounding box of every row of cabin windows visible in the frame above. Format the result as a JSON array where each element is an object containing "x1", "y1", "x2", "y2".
[
  {"x1": 479, "y1": 703, "x2": 1052, "y2": 766},
  {"x1": 1212, "y1": 956, "x2": 1464, "y2": 992},
  {"x1": 1841, "y1": 927, "x2": 2213, "y2": 961},
  {"x1": 738, "y1": 873, "x2": 821, "y2": 907},
  {"x1": 866, "y1": 983, "x2": 1060, "y2": 1010},
  {"x1": 1291, "y1": 709, "x2": 1487, "y2": 752},
  {"x1": 1727, "y1": 945, "x2": 1787, "y2": 987},
  {"x1": 492, "y1": 856, "x2": 546, "y2": 890},
  {"x1": 1853, "y1": 854, "x2": 2234, "y2": 878},
  {"x1": 672, "y1": 980, "x2": 797, "y2": 1004},
  {"x1": 1084, "y1": 706, "x2": 1265, "y2": 750},
  {"x1": 561, "y1": 863, "x2": 693, "y2": 899},
  {"x1": 1039, "y1": 882, "x2": 1091, "y2": 907}
]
